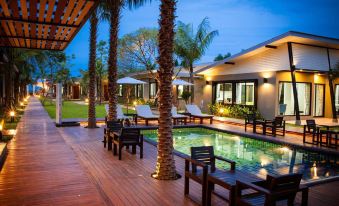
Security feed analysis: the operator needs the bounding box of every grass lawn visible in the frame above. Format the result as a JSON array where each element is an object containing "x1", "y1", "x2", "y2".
[{"x1": 42, "y1": 101, "x2": 135, "y2": 119}]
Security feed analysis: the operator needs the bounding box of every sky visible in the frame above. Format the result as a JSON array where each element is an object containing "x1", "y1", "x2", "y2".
[{"x1": 65, "y1": 0, "x2": 339, "y2": 77}]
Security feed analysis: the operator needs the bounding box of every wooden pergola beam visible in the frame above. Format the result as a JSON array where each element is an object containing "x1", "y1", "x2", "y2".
[{"x1": 0, "y1": 17, "x2": 79, "y2": 28}]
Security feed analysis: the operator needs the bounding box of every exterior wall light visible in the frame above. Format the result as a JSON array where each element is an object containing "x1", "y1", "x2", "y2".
[
  {"x1": 263, "y1": 78, "x2": 268, "y2": 84},
  {"x1": 10, "y1": 111, "x2": 15, "y2": 122},
  {"x1": 206, "y1": 81, "x2": 211, "y2": 85}
]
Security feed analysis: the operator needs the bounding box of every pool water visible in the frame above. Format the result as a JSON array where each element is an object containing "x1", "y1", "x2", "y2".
[{"x1": 142, "y1": 128, "x2": 339, "y2": 183}]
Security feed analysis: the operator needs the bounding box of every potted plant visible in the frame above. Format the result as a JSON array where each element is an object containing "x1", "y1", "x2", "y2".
[{"x1": 181, "y1": 91, "x2": 192, "y2": 104}]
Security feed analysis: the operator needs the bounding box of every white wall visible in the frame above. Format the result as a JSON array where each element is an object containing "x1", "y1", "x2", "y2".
[{"x1": 201, "y1": 44, "x2": 290, "y2": 76}]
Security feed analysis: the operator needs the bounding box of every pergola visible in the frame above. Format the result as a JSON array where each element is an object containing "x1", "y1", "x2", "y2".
[{"x1": 0, "y1": 0, "x2": 97, "y2": 50}]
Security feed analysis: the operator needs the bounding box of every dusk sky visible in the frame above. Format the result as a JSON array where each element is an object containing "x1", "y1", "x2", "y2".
[{"x1": 65, "y1": 0, "x2": 339, "y2": 77}]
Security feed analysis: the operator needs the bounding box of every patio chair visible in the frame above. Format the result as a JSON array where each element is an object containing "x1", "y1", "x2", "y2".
[
  {"x1": 113, "y1": 127, "x2": 143, "y2": 160},
  {"x1": 303, "y1": 119, "x2": 323, "y2": 145},
  {"x1": 135, "y1": 105, "x2": 159, "y2": 126},
  {"x1": 236, "y1": 173, "x2": 307, "y2": 206},
  {"x1": 103, "y1": 120, "x2": 123, "y2": 150},
  {"x1": 264, "y1": 116, "x2": 286, "y2": 136},
  {"x1": 185, "y1": 104, "x2": 214, "y2": 124},
  {"x1": 172, "y1": 106, "x2": 188, "y2": 125},
  {"x1": 184, "y1": 146, "x2": 235, "y2": 206}
]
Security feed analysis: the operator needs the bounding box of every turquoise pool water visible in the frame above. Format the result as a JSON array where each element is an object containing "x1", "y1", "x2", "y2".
[{"x1": 142, "y1": 127, "x2": 338, "y2": 183}]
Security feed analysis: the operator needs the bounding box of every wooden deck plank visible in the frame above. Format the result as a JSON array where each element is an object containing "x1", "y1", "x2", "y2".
[{"x1": 0, "y1": 98, "x2": 105, "y2": 206}]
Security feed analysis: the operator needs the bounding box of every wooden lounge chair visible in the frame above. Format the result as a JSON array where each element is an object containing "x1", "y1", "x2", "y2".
[
  {"x1": 264, "y1": 116, "x2": 286, "y2": 136},
  {"x1": 135, "y1": 105, "x2": 159, "y2": 126},
  {"x1": 103, "y1": 120, "x2": 123, "y2": 150},
  {"x1": 172, "y1": 106, "x2": 188, "y2": 125},
  {"x1": 105, "y1": 104, "x2": 133, "y2": 123},
  {"x1": 236, "y1": 173, "x2": 308, "y2": 206},
  {"x1": 184, "y1": 146, "x2": 236, "y2": 206},
  {"x1": 185, "y1": 104, "x2": 214, "y2": 124},
  {"x1": 113, "y1": 127, "x2": 143, "y2": 160}
]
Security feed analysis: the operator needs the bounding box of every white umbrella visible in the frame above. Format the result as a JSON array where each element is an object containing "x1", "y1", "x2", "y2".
[
  {"x1": 117, "y1": 77, "x2": 146, "y2": 114},
  {"x1": 172, "y1": 79, "x2": 193, "y2": 86},
  {"x1": 117, "y1": 77, "x2": 146, "y2": 85}
]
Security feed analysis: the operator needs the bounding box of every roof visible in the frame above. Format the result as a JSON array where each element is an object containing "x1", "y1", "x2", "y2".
[
  {"x1": 196, "y1": 31, "x2": 339, "y2": 74},
  {"x1": 129, "y1": 62, "x2": 213, "y2": 78},
  {"x1": 0, "y1": 0, "x2": 98, "y2": 50}
]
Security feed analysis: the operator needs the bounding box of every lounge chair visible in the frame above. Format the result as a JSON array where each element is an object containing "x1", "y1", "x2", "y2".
[
  {"x1": 172, "y1": 106, "x2": 188, "y2": 125},
  {"x1": 105, "y1": 104, "x2": 132, "y2": 122},
  {"x1": 236, "y1": 173, "x2": 308, "y2": 206},
  {"x1": 135, "y1": 105, "x2": 159, "y2": 126},
  {"x1": 185, "y1": 104, "x2": 213, "y2": 124},
  {"x1": 113, "y1": 127, "x2": 143, "y2": 160}
]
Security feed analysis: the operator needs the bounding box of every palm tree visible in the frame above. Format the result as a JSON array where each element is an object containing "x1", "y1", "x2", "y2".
[
  {"x1": 87, "y1": 11, "x2": 98, "y2": 128},
  {"x1": 103, "y1": 0, "x2": 151, "y2": 121},
  {"x1": 175, "y1": 17, "x2": 218, "y2": 103},
  {"x1": 152, "y1": 0, "x2": 177, "y2": 180}
]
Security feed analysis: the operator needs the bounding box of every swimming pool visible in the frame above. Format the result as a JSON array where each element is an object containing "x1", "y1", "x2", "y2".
[{"x1": 142, "y1": 127, "x2": 338, "y2": 183}]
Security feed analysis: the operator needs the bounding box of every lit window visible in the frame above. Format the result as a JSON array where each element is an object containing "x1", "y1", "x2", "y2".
[{"x1": 150, "y1": 82, "x2": 157, "y2": 99}]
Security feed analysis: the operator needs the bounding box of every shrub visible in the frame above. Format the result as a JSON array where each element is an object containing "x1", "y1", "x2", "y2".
[
  {"x1": 181, "y1": 91, "x2": 191, "y2": 104},
  {"x1": 208, "y1": 103, "x2": 262, "y2": 119}
]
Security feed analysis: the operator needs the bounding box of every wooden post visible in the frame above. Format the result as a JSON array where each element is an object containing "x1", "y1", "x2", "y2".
[
  {"x1": 288, "y1": 42, "x2": 301, "y2": 125},
  {"x1": 56, "y1": 83, "x2": 62, "y2": 126},
  {"x1": 327, "y1": 48, "x2": 338, "y2": 122}
]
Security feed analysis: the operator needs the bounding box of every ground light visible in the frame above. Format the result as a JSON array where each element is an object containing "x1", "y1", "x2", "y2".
[
  {"x1": 85, "y1": 98, "x2": 89, "y2": 103},
  {"x1": 133, "y1": 101, "x2": 137, "y2": 106},
  {"x1": 10, "y1": 111, "x2": 15, "y2": 123},
  {"x1": 0, "y1": 123, "x2": 2, "y2": 141}
]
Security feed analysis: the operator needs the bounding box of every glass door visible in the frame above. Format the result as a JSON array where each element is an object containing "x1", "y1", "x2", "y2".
[{"x1": 314, "y1": 84, "x2": 325, "y2": 116}]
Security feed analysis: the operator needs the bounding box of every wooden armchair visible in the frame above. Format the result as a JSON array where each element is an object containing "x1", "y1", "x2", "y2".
[
  {"x1": 236, "y1": 173, "x2": 307, "y2": 206},
  {"x1": 103, "y1": 120, "x2": 123, "y2": 150},
  {"x1": 113, "y1": 128, "x2": 143, "y2": 160},
  {"x1": 303, "y1": 119, "x2": 321, "y2": 144},
  {"x1": 184, "y1": 146, "x2": 235, "y2": 206},
  {"x1": 264, "y1": 116, "x2": 286, "y2": 136}
]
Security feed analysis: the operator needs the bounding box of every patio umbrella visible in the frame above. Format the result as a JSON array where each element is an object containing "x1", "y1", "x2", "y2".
[
  {"x1": 117, "y1": 77, "x2": 146, "y2": 114},
  {"x1": 172, "y1": 79, "x2": 194, "y2": 86}
]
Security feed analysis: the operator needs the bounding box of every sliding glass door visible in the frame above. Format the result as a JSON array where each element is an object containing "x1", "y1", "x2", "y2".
[
  {"x1": 278, "y1": 82, "x2": 311, "y2": 115},
  {"x1": 314, "y1": 84, "x2": 325, "y2": 117}
]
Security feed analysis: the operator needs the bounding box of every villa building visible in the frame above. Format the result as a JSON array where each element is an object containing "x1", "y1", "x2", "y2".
[
  {"x1": 131, "y1": 31, "x2": 339, "y2": 121},
  {"x1": 194, "y1": 31, "x2": 339, "y2": 120}
]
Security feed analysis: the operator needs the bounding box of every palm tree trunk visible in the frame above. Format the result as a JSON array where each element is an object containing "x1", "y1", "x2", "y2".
[
  {"x1": 189, "y1": 63, "x2": 194, "y2": 104},
  {"x1": 152, "y1": 0, "x2": 177, "y2": 180},
  {"x1": 87, "y1": 13, "x2": 98, "y2": 128},
  {"x1": 107, "y1": 1, "x2": 121, "y2": 121}
]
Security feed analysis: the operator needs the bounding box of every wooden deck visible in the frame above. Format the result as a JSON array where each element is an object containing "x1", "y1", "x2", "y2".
[{"x1": 0, "y1": 97, "x2": 338, "y2": 205}]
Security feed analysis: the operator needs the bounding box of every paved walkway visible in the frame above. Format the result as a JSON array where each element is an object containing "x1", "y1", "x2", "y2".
[{"x1": 0, "y1": 98, "x2": 105, "y2": 205}]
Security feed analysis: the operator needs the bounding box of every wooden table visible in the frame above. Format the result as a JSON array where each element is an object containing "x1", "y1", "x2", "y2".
[{"x1": 206, "y1": 170, "x2": 261, "y2": 206}]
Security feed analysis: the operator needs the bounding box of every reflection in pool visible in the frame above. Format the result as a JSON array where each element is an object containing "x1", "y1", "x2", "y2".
[{"x1": 142, "y1": 127, "x2": 338, "y2": 183}]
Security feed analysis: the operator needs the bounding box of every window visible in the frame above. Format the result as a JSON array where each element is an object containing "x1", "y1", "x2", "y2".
[
  {"x1": 118, "y1": 84, "x2": 123, "y2": 96},
  {"x1": 213, "y1": 80, "x2": 256, "y2": 106},
  {"x1": 149, "y1": 82, "x2": 157, "y2": 99},
  {"x1": 235, "y1": 82, "x2": 255, "y2": 105},
  {"x1": 314, "y1": 84, "x2": 325, "y2": 116},
  {"x1": 335, "y1": 85, "x2": 339, "y2": 112},
  {"x1": 177, "y1": 85, "x2": 189, "y2": 98},
  {"x1": 278, "y1": 82, "x2": 311, "y2": 115},
  {"x1": 134, "y1": 85, "x2": 143, "y2": 98},
  {"x1": 215, "y1": 83, "x2": 232, "y2": 104}
]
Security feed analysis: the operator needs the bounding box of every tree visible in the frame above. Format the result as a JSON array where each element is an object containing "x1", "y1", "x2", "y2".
[
  {"x1": 103, "y1": 0, "x2": 151, "y2": 121},
  {"x1": 119, "y1": 28, "x2": 158, "y2": 76},
  {"x1": 79, "y1": 69, "x2": 89, "y2": 97},
  {"x1": 87, "y1": 11, "x2": 98, "y2": 128},
  {"x1": 96, "y1": 40, "x2": 108, "y2": 104},
  {"x1": 152, "y1": 0, "x2": 177, "y2": 180},
  {"x1": 175, "y1": 17, "x2": 218, "y2": 103},
  {"x1": 214, "y1": 52, "x2": 231, "y2": 61}
]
